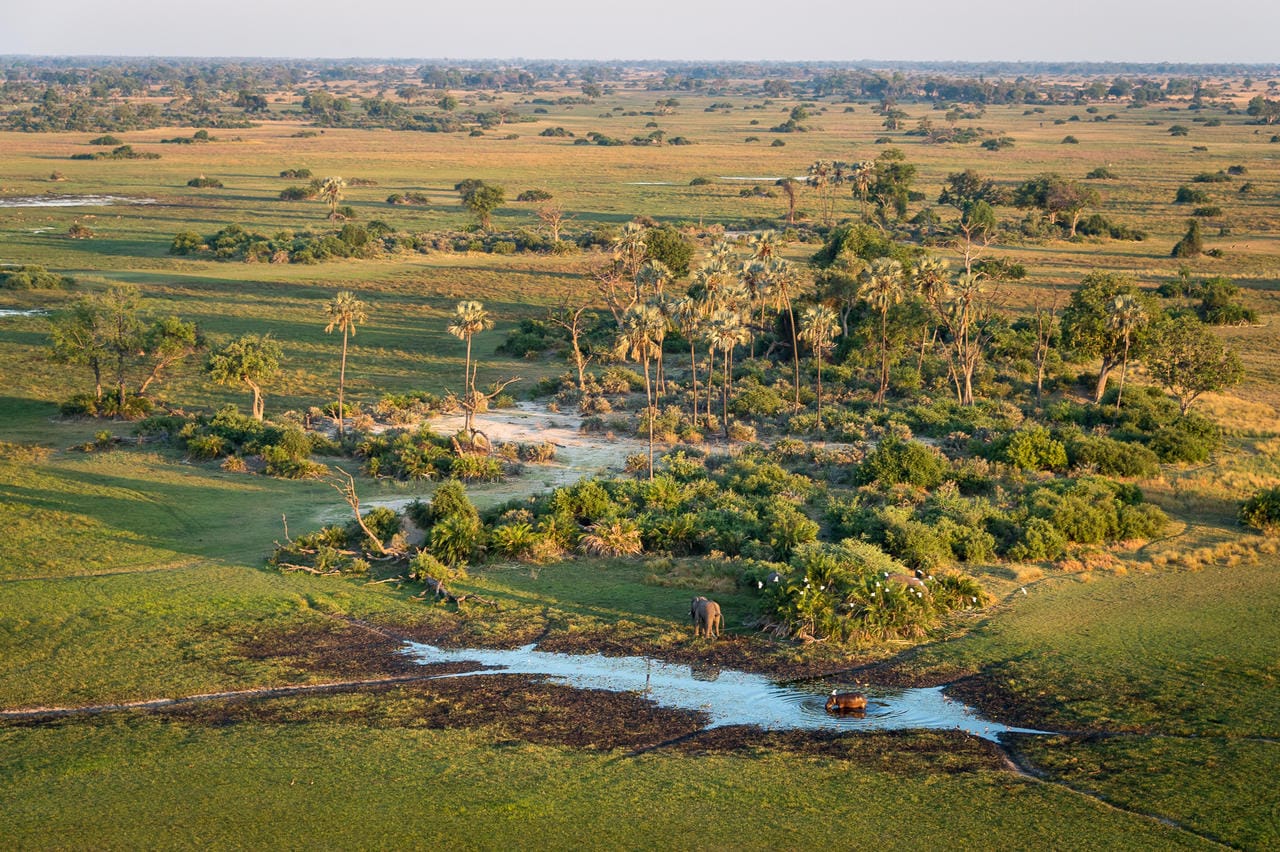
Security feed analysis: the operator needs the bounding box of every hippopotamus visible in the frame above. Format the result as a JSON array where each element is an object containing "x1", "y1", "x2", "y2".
[{"x1": 825, "y1": 690, "x2": 868, "y2": 713}]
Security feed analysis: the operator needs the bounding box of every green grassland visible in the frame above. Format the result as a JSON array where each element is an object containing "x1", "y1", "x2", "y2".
[{"x1": 2, "y1": 72, "x2": 1280, "y2": 848}]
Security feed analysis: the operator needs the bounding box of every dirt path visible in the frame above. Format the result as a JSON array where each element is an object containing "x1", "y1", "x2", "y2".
[{"x1": 323, "y1": 402, "x2": 649, "y2": 520}]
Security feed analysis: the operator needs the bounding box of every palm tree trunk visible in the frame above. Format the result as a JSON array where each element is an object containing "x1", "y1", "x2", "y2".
[
  {"x1": 706, "y1": 345, "x2": 715, "y2": 426},
  {"x1": 644, "y1": 357, "x2": 654, "y2": 480},
  {"x1": 787, "y1": 302, "x2": 800, "y2": 412},
  {"x1": 877, "y1": 309, "x2": 890, "y2": 404},
  {"x1": 689, "y1": 340, "x2": 698, "y2": 428},
  {"x1": 337, "y1": 328, "x2": 349, "y2": 436},
  {"x1": 722, "y1": 348, "x2": 731, "y2": 442},
  {"x1": 816, "y1": 355, "x2": 823, "y2": 429},
  {"x1": 1116, "y1": 340, "x2": 1131, "y2": 410},
  {"x1": 464, "y1": 334, "x2": 474, "y2": 432}
]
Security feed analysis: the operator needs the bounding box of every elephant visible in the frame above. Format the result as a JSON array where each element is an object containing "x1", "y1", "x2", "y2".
[
  {"x1": 825, "y1": 691, "x2": 868, "y2": 713},
  {"x1": 690, "y1": 596, "x2": 722, "y2": 639}
]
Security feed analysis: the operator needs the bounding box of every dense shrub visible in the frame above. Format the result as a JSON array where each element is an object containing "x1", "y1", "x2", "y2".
[
  {"x1": 1002, "y1": 426, "x2": 1068, "y2": 472},
  {"x1": 0, "y1": 265, "x2": 74, "y2": 289},
  {"x1": 1239, "y1": 487, "x2": 1280, "y2": 534},
  {"x1": 1065, "y1": 434, "x2": 1161, "y2": 477},
  {"x1": 858, "y1": 436, "x2": 948, "y2": 488}
]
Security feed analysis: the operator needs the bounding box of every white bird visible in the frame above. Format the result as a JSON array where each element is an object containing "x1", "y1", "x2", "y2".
[
  {"x1": 757, "y1": 580, "x2": 763, "y2": 589},
  {"x1": 1020, "y1": 587, "x2": 1028, "y2": 596}
]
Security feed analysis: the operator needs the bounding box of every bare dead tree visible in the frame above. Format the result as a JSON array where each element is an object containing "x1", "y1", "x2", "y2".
[
  {"x1": 328, "y1": 467, "x2": 388, "y2": 556},
  {"x1": 1032, "y1": 287, "x2": 1061, "y2": 406},
  {"x1": 447, "y1": 376, "x2": 522, "y2": 451},
  {"x1": 548, "y1": 303, "x2": 594, "y2": 393},
  {"x1": 536, "y1": 204, "x2": 573, "y2": 243}
]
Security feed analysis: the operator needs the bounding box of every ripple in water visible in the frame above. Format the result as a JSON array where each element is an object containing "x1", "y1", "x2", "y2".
[{"x1": 402, "y1": 643, "x2": 1050, "y2": 742}]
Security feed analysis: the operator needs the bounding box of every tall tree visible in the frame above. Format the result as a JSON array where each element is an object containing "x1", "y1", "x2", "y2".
[
  {"x1": 548, "y1": 302, "x2": 594, "y2": 395},
  {"x1": 316, "y1": 176, "x2": 346, "y2": 220},
  {"x1": 705, "y1": 308, "x2": 750, "y2": 442},
  {"x1": 669, "y1": 295, "x2": 704, "y2": 427},
  {"x1": 776, "y1": 178, "x2": 799, "y2": 225},
  {"x1": 1107, "y1": 293, "x2": 1146, "y2": 410},
  {"x1": 869, "y1": 149, "x2": 916, "y2": 223},
  {"x1": 323, "y1": 290, "x2": 369, "y2": 437},
  {"x1": 1060, "y1": 272, "x2": 1146, "y2": 404},
  {"x1": 137, "y1": 316, "x2": 202, "y2": 397},
  {"x1": 48, "y1": 300, "x2": 107, "y2": 402},
  {"x1": 614, "y1": 303, "x2": 667, "y2": 479},
  {"x1": 1013, "y1": 173, "x2": 1098, "y2": 238},
  {"x1": 859, "y1": 258, "x2": 906, "y2": 404},
  {"x1": 1144, "y1": 314, "x2": 1245, "y2": 414},
  {"x1": 797, "y1": 303, "x2": 840, "y2": 428},
  {"x1": 456, "y1": 179, "x2": 505, "y2": 229},
  {"x1": 206, "y1": 334, "x2": 282, "y2": 420},
  {"x1": 849, "y1": 160, "x2": 875, "y2": 222},
  {"x1": 761, "y1": 258, "x2": 807, "y2": 412},
  {"x1": 98, "y1": 285, "x2": 146, "y2": 408},
  {"x1": 447, "y1": 300, "x2": 493, "y2": 434}
]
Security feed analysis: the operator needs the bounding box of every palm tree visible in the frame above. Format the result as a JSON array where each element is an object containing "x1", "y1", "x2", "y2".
[
  {"x1": 1108, "y1": 293, "x2": 1146, "y2": 411},
  {"x1": 316, "y1": 176, "x2": 346, "y2": 220},
  {"x1": 776, "y1": 178, "x2": 799, "y2": 225},
  {"x1": 910, "y1": 256, "x2": 951, "y2": 374},
  {"x1": 850, "y1": 160, "x2": 875, "y2": 221},
  {"x1": 669, "y1": 295, "x2": 704, "y2": 427},
  {"x1": 798, "y1": 304, "x2": 841, "y2": 428},
  {"x1": 748, "y1": 230, "x2": 780, "y2": 262},
  {"x1": 637, "y1": 262, "x2": 674, "y2": 393},
  {"x1": 447, "y1": 300, "x2": 493, "y2": 433},
  {"x1": 705, "y1": 308, "x2": 750, "y2": 443},
  {"x1": 323, "y1": 290, "x2": 368, "y2": 437},
  {"x1": 614, "y1": 303, "x2": 667, "y2": 479},
  {"x1": 761, "y1": 258, "x2": 807, "y2": 412},
  {"x1": 860, "y1": 258, "x2": 905, "y2": 404},
  {"x1": 806, "y1": 160, "x2": 834, "y2": 225}
]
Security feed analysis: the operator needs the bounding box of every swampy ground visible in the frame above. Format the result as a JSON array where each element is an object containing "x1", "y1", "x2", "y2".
[{"x1": 1, "y1": 72, "x2": 1279, "y2": 848}]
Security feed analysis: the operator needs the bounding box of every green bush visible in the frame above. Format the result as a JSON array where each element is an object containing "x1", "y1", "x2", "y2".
[
  {"x1": 1240, "y1": 487, "x2": 1280, "y2": 534},
  {"x1": 490, "y1": 521, "x2": 537, "y2": 559},
  {"x1": 1002, "y1": 426, "x2": 1068, "y2": 472},
  {"x1": 1066, "y1": 435, "x2": 1160, "y2": 477},
  {"x1": 1007, "y1": 517, "x2": 1067, "y2": 562},
  {"x1": 450, "y1": 454, "x2": 503, "y2": 482},
  {"x1": 858, "y1": 435, "x2": 948, "y2": 488},
  {"x1": 409, "y1": 551, "x2": 463, "y2": 585},
  {"x1": 351, "y1": 507, "x2": 401, "y2": 549},
  {"x1": 0, "y1": 264, "x2": 74, "y2": 289},
  {"x1": 429, "y1": 514, "x2": 484, "y2": 566}
]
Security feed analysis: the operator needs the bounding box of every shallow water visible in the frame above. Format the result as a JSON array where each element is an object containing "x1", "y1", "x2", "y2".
[
  {"x1": 402, "y1": 642, "x2": 1050, "y2": 742},
  {"x1": 0, "y1": 194, "x2": 156, "y2": 208},
  {"x1": 0, "y1": 308, "x2": 49, "y2": 318}
]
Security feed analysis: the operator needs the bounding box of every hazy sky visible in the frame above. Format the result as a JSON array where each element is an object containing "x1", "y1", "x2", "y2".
[{"x1": 4, "y1": 0, "x2": 1278, "y2": 63}]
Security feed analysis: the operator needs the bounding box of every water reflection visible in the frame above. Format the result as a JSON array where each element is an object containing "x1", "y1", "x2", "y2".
[{"x1": 402, "y1": 642, "x2": 1050, "y2": 742}]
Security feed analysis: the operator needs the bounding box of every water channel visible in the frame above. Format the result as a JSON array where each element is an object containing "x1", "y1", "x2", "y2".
[{"x1": 403, "y1": 642, "x2": 1051, "y2": 742}]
